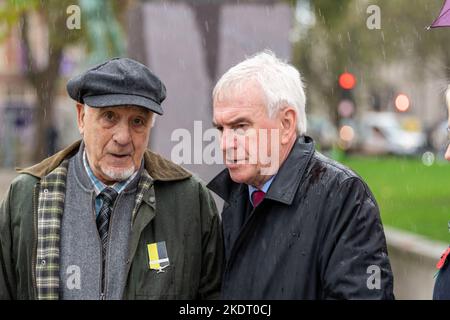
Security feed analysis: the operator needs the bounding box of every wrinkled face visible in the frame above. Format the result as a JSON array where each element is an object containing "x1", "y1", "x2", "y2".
[
  {"x1": 213, "y1": 81, "x2": 285, "y2": 188},
  {"x1": 76, "y1": 104, "x2": 154, "y2": 185}
]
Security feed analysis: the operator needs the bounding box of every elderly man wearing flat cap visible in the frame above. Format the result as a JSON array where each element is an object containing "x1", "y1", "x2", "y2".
[{"x1": 0, "y1": 58, "x2": 223, "y2": 300}]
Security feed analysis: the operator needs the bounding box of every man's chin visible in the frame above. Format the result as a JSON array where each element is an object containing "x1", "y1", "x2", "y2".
[
  {"x1": 227, "y1": 168, "x2": 254, "y2": 185},
  {"x1": 101, "y1": 165, "x2": 136, "y2": 182}
]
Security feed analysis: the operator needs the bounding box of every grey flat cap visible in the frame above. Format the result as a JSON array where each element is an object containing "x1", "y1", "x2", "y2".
[{"x1": 66, "y1": 58, "x2": 166, "y2": 115}]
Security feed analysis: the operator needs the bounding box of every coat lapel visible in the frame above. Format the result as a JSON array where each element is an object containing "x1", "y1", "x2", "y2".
[
  {"x1": 264, "y1": 136, "x2": 315, "y2": 205},
  {"x1": 220, "y1": 184, "x2": 249, "y2": 260}
]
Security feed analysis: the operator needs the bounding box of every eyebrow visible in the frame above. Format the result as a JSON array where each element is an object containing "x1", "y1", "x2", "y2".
[
  {"x1": 101, "y1": 107, "x2": 150, "y2": 116},
  {"x1": 213, "y1": 117, "x2": 250, "y2": 128}
]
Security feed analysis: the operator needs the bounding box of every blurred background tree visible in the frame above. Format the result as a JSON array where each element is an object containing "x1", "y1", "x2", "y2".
[
  {"x1": 291, "y1": 0, "x2": 448, "y2": 129},
  {"x1": 0, "y1": 0, "x2": 129, "y2": 162}
]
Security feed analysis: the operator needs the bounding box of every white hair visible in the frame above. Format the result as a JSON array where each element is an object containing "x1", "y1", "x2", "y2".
[{"x1": 213, "y1": 50, "x2": 307, "y2": 135}]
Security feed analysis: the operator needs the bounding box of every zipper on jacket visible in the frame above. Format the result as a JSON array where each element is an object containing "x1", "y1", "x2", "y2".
[
  {"x1": 102, "y1": 192, "x2": 122, "y2": 300},
  {"x1": 90, "y1": 193, "x2": 104, "y2": 299},
  {"x1": 94, "y1": 191, "x2": 123, "y2": 300},
  {"x1": 31, "y1": 183, "x2": 40, "y2": 299}
]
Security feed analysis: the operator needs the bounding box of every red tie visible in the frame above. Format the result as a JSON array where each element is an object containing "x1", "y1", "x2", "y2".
[{"x1": 251, "y1": 190, "x2": 266, "y2": 207}]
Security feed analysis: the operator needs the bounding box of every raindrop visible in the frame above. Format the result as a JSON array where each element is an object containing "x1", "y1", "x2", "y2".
[{"x1": 422, "y1": 151, "x2": 435, "y2": 167}]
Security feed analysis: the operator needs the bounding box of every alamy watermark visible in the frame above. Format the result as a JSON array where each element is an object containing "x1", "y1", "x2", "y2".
[
  {"x1": 171, "y1": 121, "x2": 280, "y2": 176},
  {"x1": 66, "y1": 5, "x2": 81, "y2": 30},
  {"x1": 366, "y1": 265, "x2": 381, "y2": 290},
  {"x1": 66, "y1": 265, "x2": 81, "y2": 290},
  {"x1": 366, "y1": 5, "x2": 381, "y2": 30}
]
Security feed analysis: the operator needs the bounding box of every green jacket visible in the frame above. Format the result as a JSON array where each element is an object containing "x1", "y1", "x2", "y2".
[{"x1": 0, "y1": 140, "x2": 223, "y2": 300}]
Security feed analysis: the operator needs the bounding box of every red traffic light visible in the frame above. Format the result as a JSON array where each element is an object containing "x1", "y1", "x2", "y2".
[{"x1": 339, "y1": 72, "x2": 356, "y2": 90}]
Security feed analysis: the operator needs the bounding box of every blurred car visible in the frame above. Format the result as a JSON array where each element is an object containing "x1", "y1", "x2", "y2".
[
  {"x1": 430, "y1": 120, "x2": 447, "y2": 149},
  {"x1": 430, "y1": 120, "x2": 448, "y2": 155},
  {"x1": 357, "y1": 112, "x2": 426, "y2": 156},
  {"x1": 306, "y1": 115, "x2": 338, "y2": 150}
]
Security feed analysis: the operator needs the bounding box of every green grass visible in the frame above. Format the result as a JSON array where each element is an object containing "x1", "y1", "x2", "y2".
[{"x1": 340, "y1": 156, "x2": 450, "y2": 243}]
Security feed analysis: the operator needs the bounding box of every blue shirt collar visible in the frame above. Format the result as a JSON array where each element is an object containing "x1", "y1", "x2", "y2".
[{"x1": 248, "y1": 175, "x2": 275, "y2": 206}]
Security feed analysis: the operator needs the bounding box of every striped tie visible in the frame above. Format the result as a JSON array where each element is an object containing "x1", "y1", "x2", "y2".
[{"x1": 96, "y1": 187, "x2": 118, "y2": 293}]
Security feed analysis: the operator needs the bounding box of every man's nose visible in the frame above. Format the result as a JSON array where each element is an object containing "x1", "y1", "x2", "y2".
[
  {"x1": 113, "y1": 122, "x2": 132, "y2": 146},
  {"x1": 220, "y1": 129, "x2": 236, "y2": 152}
]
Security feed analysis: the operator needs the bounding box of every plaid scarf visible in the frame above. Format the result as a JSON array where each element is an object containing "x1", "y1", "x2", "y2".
[{"x1": 35, "y1": 160, "x2": 153, "y2": 300}]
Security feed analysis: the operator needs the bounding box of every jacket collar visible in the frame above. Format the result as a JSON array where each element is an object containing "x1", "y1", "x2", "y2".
[
  {"x1": 207, "y1": 135, "x2": 315, "y2": 205},
  {"x1": 17, "y1": 139, "x2": 192, "y2": 182}
]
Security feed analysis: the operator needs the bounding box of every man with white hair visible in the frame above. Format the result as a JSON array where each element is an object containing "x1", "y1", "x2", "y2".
[{"x1": 207, "y1": 51, "x2": 394, "y2": 299}]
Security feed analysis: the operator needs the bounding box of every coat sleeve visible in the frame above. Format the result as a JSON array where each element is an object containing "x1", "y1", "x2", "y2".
[
  {"x1": 320, "y1": 177, "x2": 394, "y2": 300},
  {"x1": 433, "y1": 248, "x2": 450, "y2": 300},
  {"x1": 0, "y1": 184, "x2": 15, "y2": 300},
  {"x1": 197, "y1": 182, "x2": 224, "y2": 300}
]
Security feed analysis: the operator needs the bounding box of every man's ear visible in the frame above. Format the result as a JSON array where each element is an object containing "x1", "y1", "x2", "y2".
[
  {"x1": 150, "y1": 112, "x2": 156, "y2": 128},
  {"x1": 76, "y1": 103, "x2": 85, "y2": 135},
  {"x1": 280, "y1": 106, "x2": 297, "y2": 144}
]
